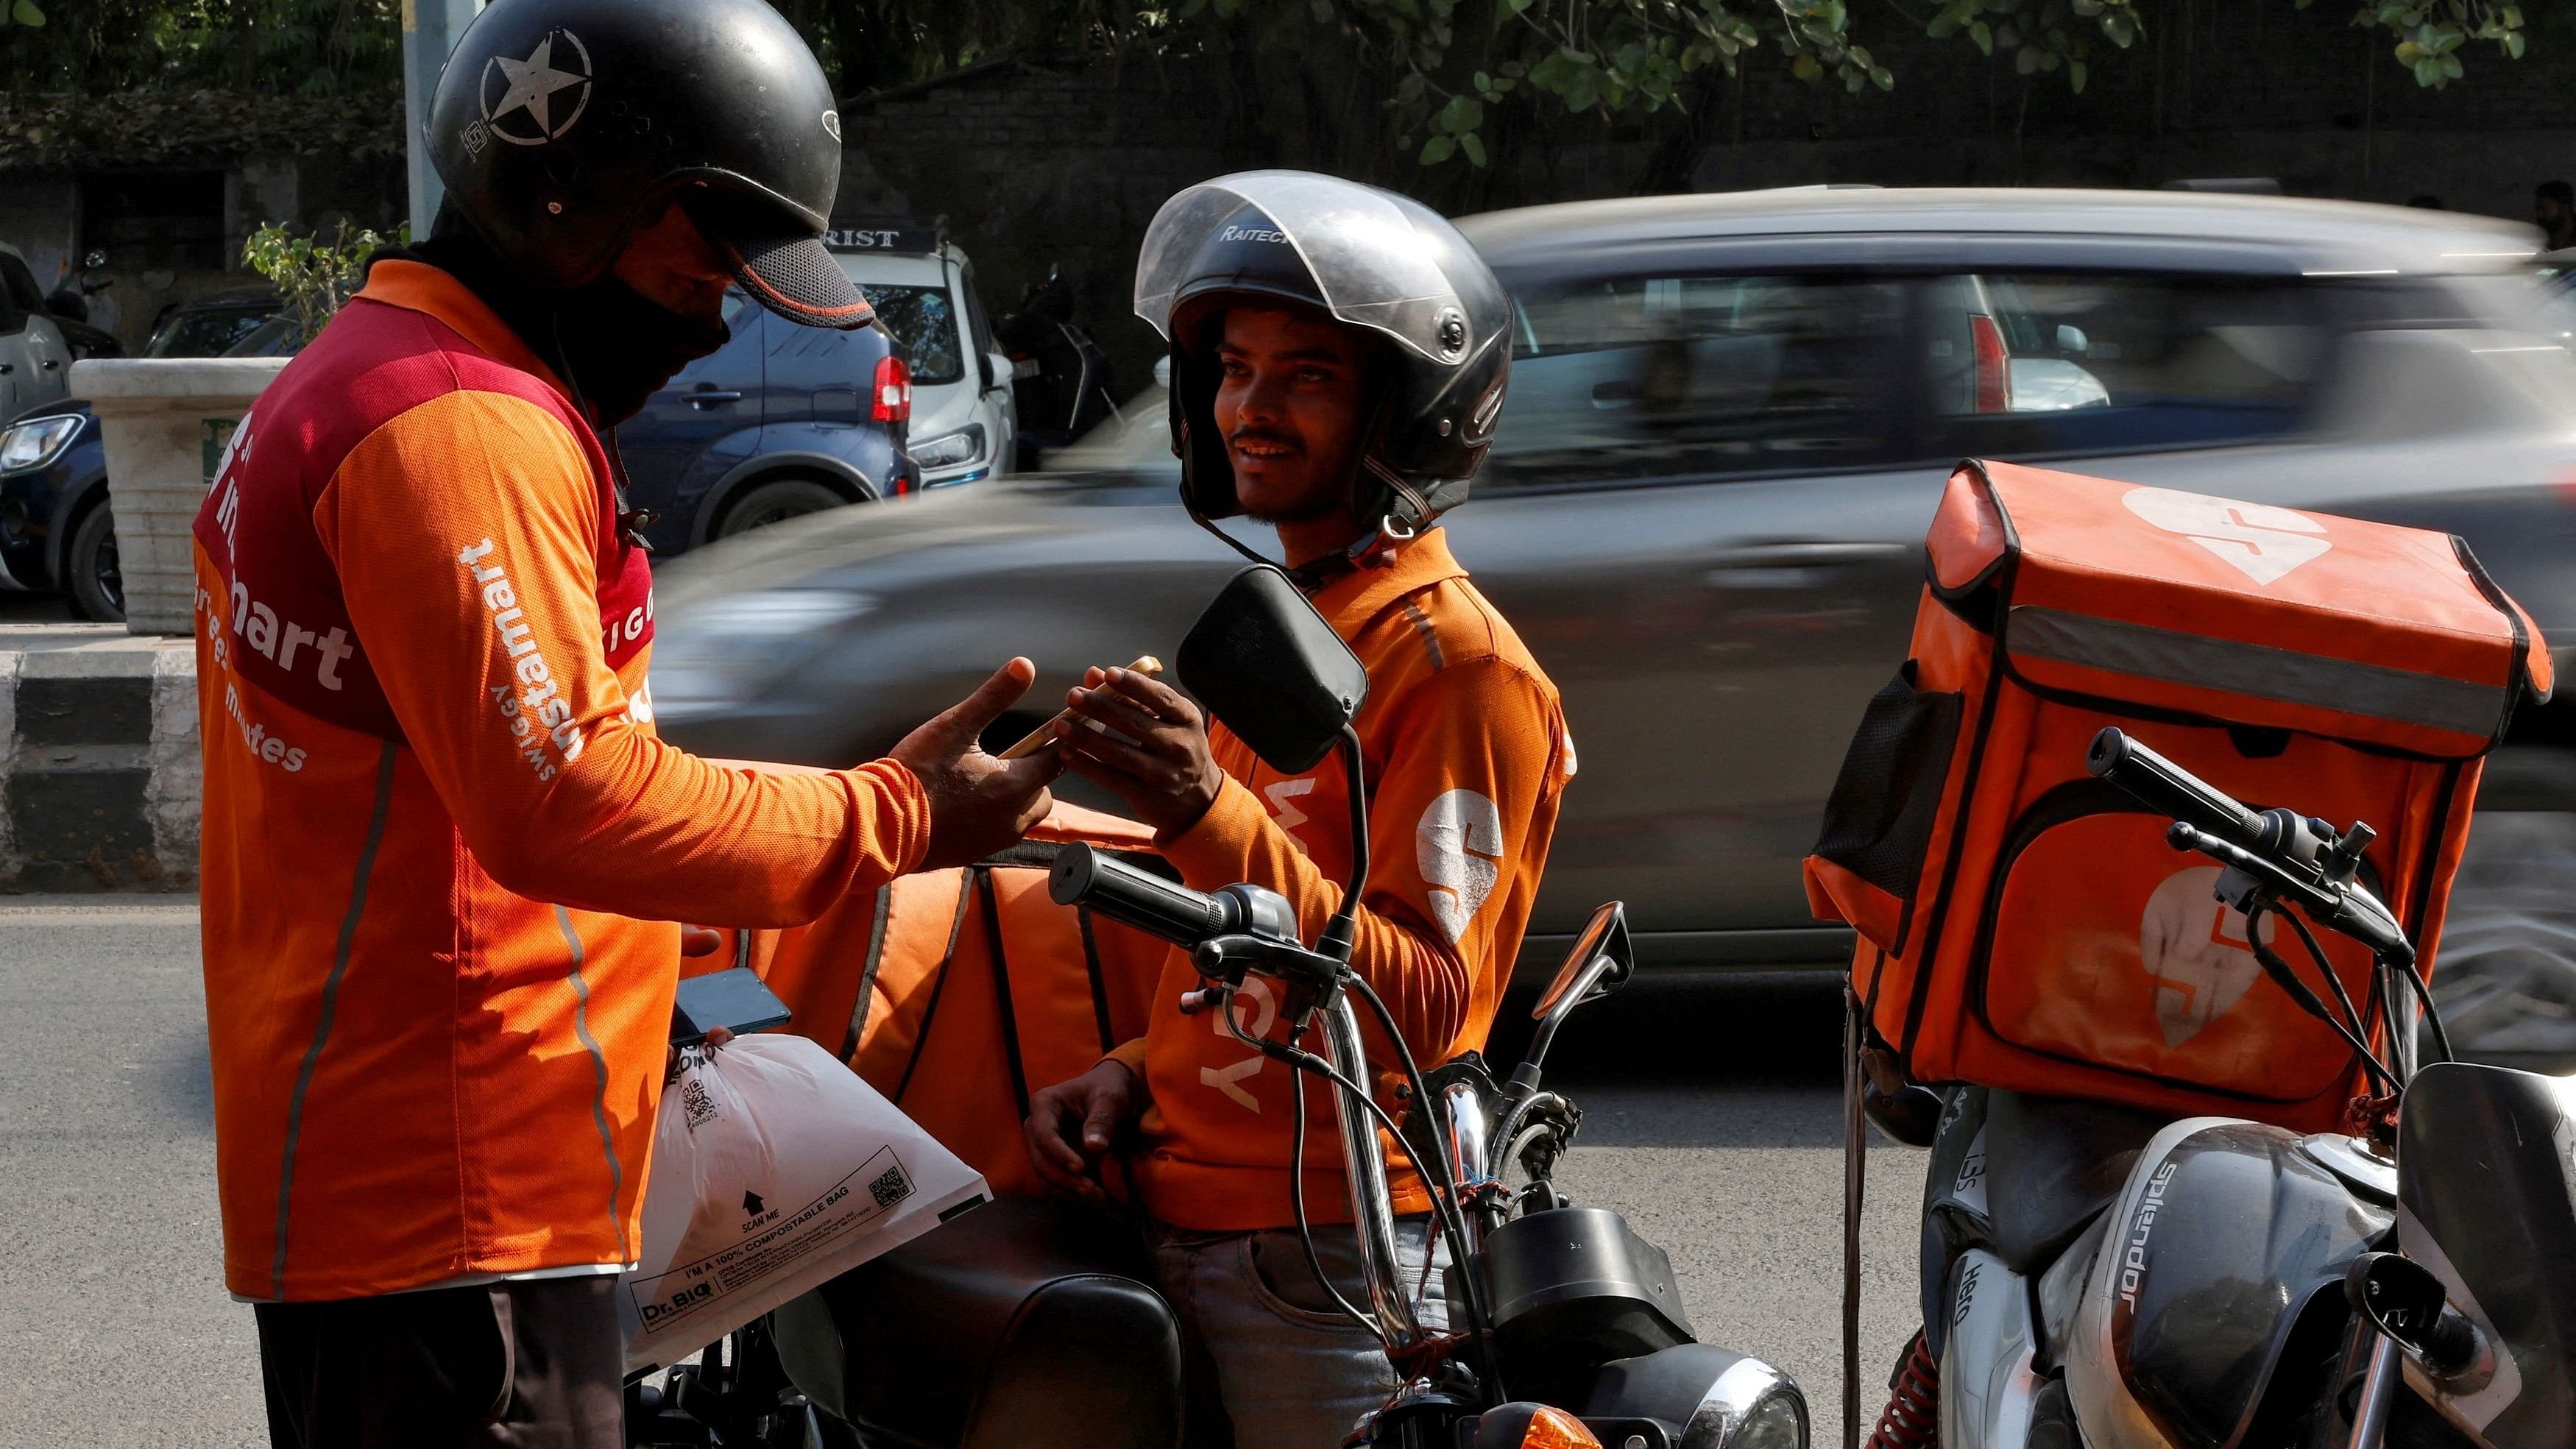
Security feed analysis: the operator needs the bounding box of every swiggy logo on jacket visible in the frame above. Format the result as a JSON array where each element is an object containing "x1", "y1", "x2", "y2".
[{"x1": 1418, "y1": 789, "x2": 1504, "y2": 943}]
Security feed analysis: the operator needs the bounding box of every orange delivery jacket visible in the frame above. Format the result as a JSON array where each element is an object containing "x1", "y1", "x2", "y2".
[
  {"x1": 190, "y1": 260, "x2": 931, "y2": 1303},
  {"x1": 1105, "y1": 528, "x2": 1575, "y2": 1231}
]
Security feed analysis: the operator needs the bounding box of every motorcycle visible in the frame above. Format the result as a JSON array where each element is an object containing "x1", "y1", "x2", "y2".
[
  {"x1": 993, "y1": 264, "x2": 1117, "y2": 467},
  {"x1": 654, "y1": 564, "x2": 1813, "y2": 1449},
  {"x1": 46, "y1": 250, "x2": 116, "y2": 329},
  {"x1": 1878, "y1": 727, "x2": 2575, "y2": 1449}
]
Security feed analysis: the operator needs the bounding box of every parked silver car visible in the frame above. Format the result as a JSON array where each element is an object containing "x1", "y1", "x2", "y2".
[
  {"x1": 0, "y1": 244, "x2": 73, "y2": 419},
  {"x1": 654, "y1": 188, "x2": 2576, "y2": 1024}
]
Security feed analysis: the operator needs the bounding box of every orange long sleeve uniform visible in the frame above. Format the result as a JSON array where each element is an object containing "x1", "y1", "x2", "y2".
[
  {"x1": 192, "y1": 261, "x2": 930, "y2": 1303},
  {"x1": 1106, "y1": 530, "x2": 1573, "y2": 1230}
]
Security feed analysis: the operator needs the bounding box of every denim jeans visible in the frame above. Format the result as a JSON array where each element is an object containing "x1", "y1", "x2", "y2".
[{"x1": 1150, "y1": 1216, "x2": 1448, "y2": 1449}]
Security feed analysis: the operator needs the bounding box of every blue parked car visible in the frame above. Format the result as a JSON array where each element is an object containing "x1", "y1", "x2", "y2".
[
  {"x1": 616, "y1": 288, "x2": 919, "y2": 556},
  {"x1": 0, "y1": 287, "x2": 918, "y2": 620}
]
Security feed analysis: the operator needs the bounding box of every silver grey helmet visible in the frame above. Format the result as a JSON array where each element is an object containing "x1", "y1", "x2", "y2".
[{"x1": 1133, "y1": 170, "x2": 1510, "y2": 539}]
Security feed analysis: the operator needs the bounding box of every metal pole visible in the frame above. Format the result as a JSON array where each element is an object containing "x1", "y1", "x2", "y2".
[
  {"x1": 1321, "y1": 993, "x2": 1425, "y2": 1350},
  {"x1": 403, "y1": 0, "x2": 485, "y2": 238},
  {"x1": 2344, "y1": 1331, "x2": 2405, "y2": 1449}
]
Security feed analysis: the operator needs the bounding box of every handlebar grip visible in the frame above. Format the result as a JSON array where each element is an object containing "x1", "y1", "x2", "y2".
[
  {"x1": 2086, "y1": 728, "x2": 2267, "y2": 850},
  {"x1": 1050, "y1": 843, "x2": 1234, "y2": 947}
]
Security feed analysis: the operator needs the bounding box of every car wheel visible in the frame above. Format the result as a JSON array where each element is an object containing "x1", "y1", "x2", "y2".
[
  {"x1": 715, "y1": 476, "x2": 852, "y2": 539},
  {"x1": 64, "y1": 500, "x2": 124, "y2": 623}
]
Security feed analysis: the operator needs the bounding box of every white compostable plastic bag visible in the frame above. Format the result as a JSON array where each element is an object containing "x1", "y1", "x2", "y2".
[{"x1": 620, "y1": 1032, "x2": 988, "y2": 1372}]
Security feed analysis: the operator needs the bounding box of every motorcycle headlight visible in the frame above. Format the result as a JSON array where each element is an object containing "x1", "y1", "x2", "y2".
[
  {"x1": 1719, "y1": 1393, "x2": 1806, "y2": 1449},
  {"x1": 0, "y1": 414, "x2": 83, "y2": 472},
  {"x1": 910, "y1": 423, "x2": 986, "y2": 472},
  {"x1": 648, "y1": 587, "x2": 877, "y2": 723},
  {"x1": 1680, "y1": 1358, "x2": 1808, "y2": 1449}
]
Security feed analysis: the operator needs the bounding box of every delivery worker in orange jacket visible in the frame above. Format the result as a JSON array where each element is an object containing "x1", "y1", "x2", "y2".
[
  {"x1": 1022, "y1": 173, "x2": 1574, "y2": 1449},
  {"x1": 191, "y1": 1, "x2": 1058, "y2": 1442}
]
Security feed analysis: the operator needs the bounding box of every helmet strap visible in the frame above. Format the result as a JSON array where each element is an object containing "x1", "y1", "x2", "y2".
[{"x1": 1183, "y1": 491, "x2": 1278, "y2": 570}]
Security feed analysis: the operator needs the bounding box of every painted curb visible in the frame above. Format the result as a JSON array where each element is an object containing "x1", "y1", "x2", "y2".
[{"x1": 0, "y1": 628, "x2": 197, "y2": 892}]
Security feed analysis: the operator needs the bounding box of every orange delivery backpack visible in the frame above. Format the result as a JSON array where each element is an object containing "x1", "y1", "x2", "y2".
[
  {"x1": 741, "y1": 805, "x2": 1172, "y2": 1197},
  {"x1": 1802, "y1": 459, "x2": 2552, "y2": 1130}
]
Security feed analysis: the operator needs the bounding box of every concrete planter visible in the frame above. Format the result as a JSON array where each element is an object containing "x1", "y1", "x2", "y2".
[{"x1": 71, "y1": 357, "x2": 290, "y2": 637}]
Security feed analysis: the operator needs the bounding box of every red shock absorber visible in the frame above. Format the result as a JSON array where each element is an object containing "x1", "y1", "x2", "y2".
[{"x1": 1866, "y1": 1329, "x2": 1942, "y2": 1449}]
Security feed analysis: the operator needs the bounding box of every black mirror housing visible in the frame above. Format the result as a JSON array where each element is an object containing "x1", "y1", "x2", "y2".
[
  {"x1": 1178, "y1": 565, "x2": 1369, "y2": 775},
  {"x1": 1532, "y1": 901, "x2": 1634, "y2": 1022}
]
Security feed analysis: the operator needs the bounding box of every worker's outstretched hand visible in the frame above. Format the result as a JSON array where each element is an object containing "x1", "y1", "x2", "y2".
[{"x1": 893, "y1": 658, "x2": 1063, "y2": 871}]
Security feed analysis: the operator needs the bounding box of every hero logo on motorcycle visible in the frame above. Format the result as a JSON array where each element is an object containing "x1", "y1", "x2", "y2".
[{"x1": 2140, "y1": 865, "x2": 2274, "y2": 1046}]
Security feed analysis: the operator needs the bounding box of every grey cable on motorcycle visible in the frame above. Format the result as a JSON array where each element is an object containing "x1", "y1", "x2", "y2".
[
  {"x1": 2286, "y1": 904, "x2": 2374, "y2": 1052},
  {"x1": 2248, "y1": 905, "x2": 2396, "y2": 1091},
  {"x1": 1225, "y1": 1001, "x2": 1492, "y2": 1375},
  {"x1": 1284, "y1": 1028, "x2": 1386, "y2": 1342},
  {"x1": 2290, "y1": 903, "x2": 2452, "y2": 1066},
  {"x1": 1345, "y1": 971, "x2": 1505, "y2": 1389},
  {"x1": 1224, "y1": 1008, "x2": 1476, "y2": 1285}
]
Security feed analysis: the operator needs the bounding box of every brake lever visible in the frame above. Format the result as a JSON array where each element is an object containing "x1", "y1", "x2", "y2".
[
  {"x1": 2168, "y1": 824, "x2": 2412, "y2": 964},
  {"x1": 1193, "y1": 933, "x2": 1344, "y2": 991}
]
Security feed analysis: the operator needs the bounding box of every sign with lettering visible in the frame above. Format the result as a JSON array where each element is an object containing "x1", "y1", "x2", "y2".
[{"x1": 824, "y1": 225, "x2": 944, "y2": 255}]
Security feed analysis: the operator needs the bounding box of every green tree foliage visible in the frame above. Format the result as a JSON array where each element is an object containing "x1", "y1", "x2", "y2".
[
  {"x1": 1353, "y1": 0, "x2": 2145, "y2": 171},
  {"x1": 0, "y1": 0, "x2": 2533, "y2": 173},
  {"x1": 241, "y1": 219, "x2": 405, "y2": 343},
  {"x1": 2302, "y1": 1, "x2": 2526, "y2": 88},
  {"x1": 4, "y1": 0, "x2": 400, "y2": 96}
]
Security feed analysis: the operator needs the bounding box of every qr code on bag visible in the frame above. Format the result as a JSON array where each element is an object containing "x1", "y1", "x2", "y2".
[
  {"x1": 868, "y1": 1161, "x2": 912, "y2": 1208},
  {"x1": 681, "y1": 1078, "x2": 719, "y2": 1130}
]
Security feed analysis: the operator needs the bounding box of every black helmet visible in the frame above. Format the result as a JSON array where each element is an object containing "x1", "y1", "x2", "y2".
[
  {"x1": 1134, "y1": 171, "x2": 1510, "y2": 537},
  {"x1": 427, "y1": 0, "x2": 874, "y2": 328}
]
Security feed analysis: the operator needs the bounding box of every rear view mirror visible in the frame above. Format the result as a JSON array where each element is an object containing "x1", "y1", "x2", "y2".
[
  {"x1": 1177, "y1": 565, "x2": 1369, "y2": 774},
  {"x1": 1532, "y1": 901, "x2": 1634, "y2": 1023},
  {"x1": 1517, "y1": 902, "x2": 1633, "y2": 1082}
]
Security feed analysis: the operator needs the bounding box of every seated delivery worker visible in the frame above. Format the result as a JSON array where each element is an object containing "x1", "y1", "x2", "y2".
[
  {"x1": 1022, "y1": 171, "x2": 1576, "y2": 1449},
  {"x1": 191, "y1": 0, "x2": 1059, "y2": 1443}
]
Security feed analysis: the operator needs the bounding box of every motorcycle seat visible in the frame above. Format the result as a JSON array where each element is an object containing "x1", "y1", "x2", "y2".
[
  {"x1": 771, "y1": 1197, "x2": 1184, "y2": 1449},
  {"x1": 1982, "y1": 1089, "x2": 2168, "y2": 1274}
]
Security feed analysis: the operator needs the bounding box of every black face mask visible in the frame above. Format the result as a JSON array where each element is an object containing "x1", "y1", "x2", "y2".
[
  {"x1": 545, "y1": 275, "x2": 731, "y2": 427},
  {"x1": 391, "y1": 219, "x2": 730, "y2": 428}
]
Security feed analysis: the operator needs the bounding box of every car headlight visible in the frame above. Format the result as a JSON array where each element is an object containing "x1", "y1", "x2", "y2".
[
  {"x1": 0, "y1": 414, "x2": 83, "y2": 472},
  {"x1": 910, "y1": 423, "x2": 986, "y2": 472},
  {"x1": 1680, "y1": 1357, "x2": 1808, "y2": 1449},
  {"x1": 648, "y1": 587, "x2": 877, "y2": 722}
]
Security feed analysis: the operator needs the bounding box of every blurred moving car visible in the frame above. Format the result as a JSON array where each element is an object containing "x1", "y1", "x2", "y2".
[
  {"x1": 829, "y1": 223, "x2": 1015, "y2": 487},
  {"x1": 4, "y1": 284, "x2": 919, "y2": 620},
  {"x1": 654, "y1": 189, "x2": 2576, "y2": 1044}
]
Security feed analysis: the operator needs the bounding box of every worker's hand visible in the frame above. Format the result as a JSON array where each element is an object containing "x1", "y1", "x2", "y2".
[
  {"x1": 1024, "y1": 1059, "x2": 1142, "y2": 1203},
  {"x1": 1052, "y1": 665, "x2": 1222, "y2": 837},
  {"x1": 680, "y1": 927, "x2": 726, "y2": 957},
  {"x1": 891, "y1": 658, "x2": 1063, "y2": 871}
]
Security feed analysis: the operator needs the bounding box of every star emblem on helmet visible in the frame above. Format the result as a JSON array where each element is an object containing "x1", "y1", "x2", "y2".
[{"x1": 481, "y1": 31, "x2": 593, "y2": 146}]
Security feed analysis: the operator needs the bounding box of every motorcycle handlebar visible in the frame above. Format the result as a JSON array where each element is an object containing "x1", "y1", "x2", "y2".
[
  {"x1": 2085, "y1": 729, "x2": 2269, "y2": 852},
  {"x1": 1049, "y1": 843, "x2": 1238, "y2": 947}
]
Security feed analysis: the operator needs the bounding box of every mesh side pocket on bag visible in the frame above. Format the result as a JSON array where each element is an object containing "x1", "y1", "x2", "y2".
[{"x1": 1814, "y1": 663, "x2": 1962, "y2": 906}]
